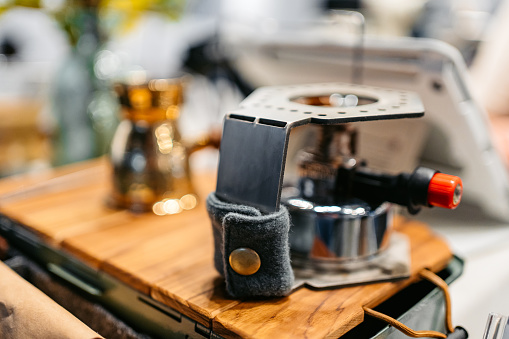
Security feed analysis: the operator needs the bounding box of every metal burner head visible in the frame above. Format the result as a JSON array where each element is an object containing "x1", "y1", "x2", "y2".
[{"x1": 286, "y1": 198, "x2": 392, "y2": 264}]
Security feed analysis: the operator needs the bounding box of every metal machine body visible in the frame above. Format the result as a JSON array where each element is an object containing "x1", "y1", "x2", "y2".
[
  {"x1": 216, "y1": 81, "x2": 462, "y2": 287},
  {"x1": 216, "y1": 82, "x2": 424, "y2": 213},
  {"x1": 222, "y1": 30, "x2": 509, "y2": 221}
]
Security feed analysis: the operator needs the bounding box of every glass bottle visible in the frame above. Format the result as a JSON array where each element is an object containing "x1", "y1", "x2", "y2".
[
  {"x1": 51, "y1": 1, "x2": 118, "y2": 166},
  {"x1": 109, "y1": 76, "x2": 196, "y2": 214}
]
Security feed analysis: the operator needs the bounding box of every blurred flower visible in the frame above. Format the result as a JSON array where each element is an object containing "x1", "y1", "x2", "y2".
[
  {"x1": 99, "y1": 0, "x2": 185, "y2": 34},
  {"x1": 0, "y1": 0, "x2": 186, "y2": 45}
]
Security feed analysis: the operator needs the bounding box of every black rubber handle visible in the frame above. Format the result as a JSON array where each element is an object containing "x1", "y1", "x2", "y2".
[{"x1": 342, "y1": 166, "x2": 437, "y2": 214}]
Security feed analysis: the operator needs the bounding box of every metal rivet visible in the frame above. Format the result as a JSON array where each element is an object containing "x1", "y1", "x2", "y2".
[
  {"x1": 453, "y1": 184, "x2": 462, "y2": 205},
  {"x1": 229, "y1": 248, "x2": 261, "y2": 276}
]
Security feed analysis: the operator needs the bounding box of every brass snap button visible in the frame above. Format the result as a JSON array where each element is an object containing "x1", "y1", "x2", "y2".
[{"x1": 229, "y1": 248, "x2": 261, "y2": 275}]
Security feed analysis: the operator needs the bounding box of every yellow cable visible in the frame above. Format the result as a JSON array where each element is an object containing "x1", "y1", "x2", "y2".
[
  {"x1": 419, "y1": 269, "x2": 454, "y2": 334},
  {"x1": 363, "y1": 268, "x2": 455, "y2": 338},
  {"x1": 363, "y1": 306, "x2": 447, "y2": 338}
]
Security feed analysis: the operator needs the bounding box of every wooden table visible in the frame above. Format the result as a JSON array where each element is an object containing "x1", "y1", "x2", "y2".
[{"x1": 0, "y1": 158, "x2": 452, "y2": 338}]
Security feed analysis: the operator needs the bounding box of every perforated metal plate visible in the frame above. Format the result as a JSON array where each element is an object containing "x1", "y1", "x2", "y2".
[
  {"x1": 216, "y1": 82, "x2": 424, "y2": 212},
  {"x1": 230, "y1": 82, "x2": 423, "y2": 127}
]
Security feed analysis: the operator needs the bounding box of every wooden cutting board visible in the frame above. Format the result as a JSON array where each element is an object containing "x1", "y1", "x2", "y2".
[{"x1": 0, "y1": 158, "x2": 452, "y2": 338}]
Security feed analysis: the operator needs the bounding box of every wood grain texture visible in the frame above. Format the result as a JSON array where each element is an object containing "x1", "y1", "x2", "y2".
[
  {"x1": 0, "y1": 159, "x2": 453, "y2": 338},
  {"x1": 0, "y1": 158, "x2": 107, "y2": 198},
  {"x1": 151, "y1": 260, "x2": 241, "y2": 327},
  {"x1": 62, "y1": 212, "x2": 197, "y2": 270},
  {"x1": 0, "y1": 158, "x2": 112, "y2": 245},
  {"x1": 97, "y1": 207, "x2": 212, "y2": 293},
  {"x1": 2, "y1": 183, "x2": 116, "y2": 245},
  {"x1": 212, "y1": 220, "x2": 452, "y2": 339}
]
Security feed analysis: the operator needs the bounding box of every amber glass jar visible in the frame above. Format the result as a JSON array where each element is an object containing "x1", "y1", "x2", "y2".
[{"x1": 109, "y1": 77, "x2": 196, "y2": 214}]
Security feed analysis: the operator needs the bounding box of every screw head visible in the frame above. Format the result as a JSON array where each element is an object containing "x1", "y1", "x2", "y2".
[{"x1": 453, "y1": 184, "x2": 462, "y2": 205}]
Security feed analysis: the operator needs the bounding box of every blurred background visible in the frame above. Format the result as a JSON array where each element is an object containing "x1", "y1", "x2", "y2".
[
  {"x1": 0, "y1": 0, "x2": 505, "y2": 176},
  {"x1": 1, "y1": 0, "x2": 509, "y2": 337}
]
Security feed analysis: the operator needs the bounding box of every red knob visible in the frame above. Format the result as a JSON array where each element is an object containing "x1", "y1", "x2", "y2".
[{"x1": 427, "y1": 173, "x2": 463, "y2": 209}]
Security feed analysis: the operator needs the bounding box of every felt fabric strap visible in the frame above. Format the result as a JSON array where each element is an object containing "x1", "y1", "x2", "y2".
[{"x1": 206, "y1": 193, "x2": 294, "y2": 298}]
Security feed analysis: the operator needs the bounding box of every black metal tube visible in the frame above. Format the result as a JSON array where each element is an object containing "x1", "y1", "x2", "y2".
[{"x1": 339, "y1": 167, "x2": 438, "y2": 214}]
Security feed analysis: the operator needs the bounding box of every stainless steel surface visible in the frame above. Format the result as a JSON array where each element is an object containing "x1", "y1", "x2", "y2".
[
  {"x1": 285, "y1": 197, "x2": 392, "y2": 267},
  {"x1": 216, "y1": 82, "x2": 424, "y2": 213},
  {"x1": 282, "y1": 120, "x2": 411, "y2": 285},
  {"x1": 483, "y1": 313, "x2": 509, "y2": 339},
  {"x1": 231, "y1": 82, "x2": 423, "y2": 125},
  {"x1": 292, "y1": 232, "x2": 411, "y2": 289}
]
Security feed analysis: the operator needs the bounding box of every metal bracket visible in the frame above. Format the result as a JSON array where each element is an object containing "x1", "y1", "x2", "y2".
[{"x1": 216, "y1": 82, "x2": 424, "y2": 213}]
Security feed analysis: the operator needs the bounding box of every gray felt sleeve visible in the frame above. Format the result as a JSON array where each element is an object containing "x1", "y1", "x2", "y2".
[{"x1": 206, "y1": 192, "x2": 294, "y2": 298}]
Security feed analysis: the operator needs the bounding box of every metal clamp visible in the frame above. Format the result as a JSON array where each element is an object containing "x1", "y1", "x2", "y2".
[{"x1": 216, "y1": 82, "x2": 424, "y2": 213}]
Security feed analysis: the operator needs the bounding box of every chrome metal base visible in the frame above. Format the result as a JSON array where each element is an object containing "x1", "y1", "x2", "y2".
[
  {"x1": 284, "y1": 197, "x2": 411, "y2": 288},
  {"x1": 286, "y1": 197, "x2": 392, "y2": 262},
  {"x1": 292, "y1": 232, "x2": 411, "y2": 289}
]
